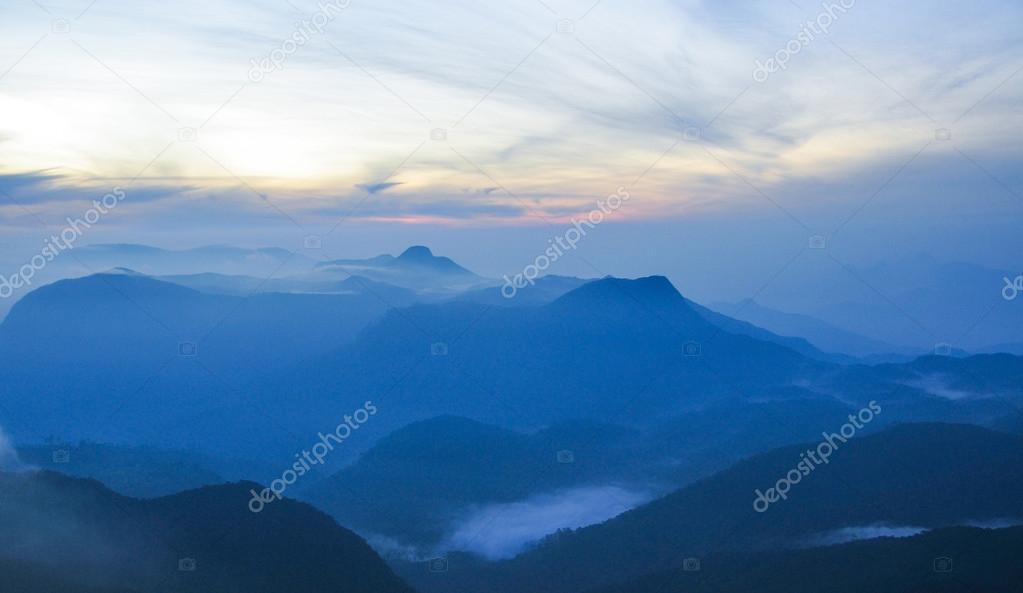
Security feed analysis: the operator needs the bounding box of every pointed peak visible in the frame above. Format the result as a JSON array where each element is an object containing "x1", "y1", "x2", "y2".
[
  {"x1": 397, "y1": 245, "x2": 434, "y2": 260},
  {"x1": 389, "y1": 246, "x2": 478, "y2": 277}
]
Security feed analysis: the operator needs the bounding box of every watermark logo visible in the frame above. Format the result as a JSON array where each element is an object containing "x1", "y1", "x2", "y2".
[
  {"x1": 247, "y1": 0, "x2": 351, "y2": 82},
  {"x1": 753, "y1": 401, "x2": 881, "y2": 512},
  {"x1": 248, "y1": 400, "x2": 377, "y2": 512},
  {"x1": 1003, "y1": 275, "x2": 1022, "y2": 301},
  {"x1": 502, "y1": 187, "x2": 630, "y2": 299},
  {"x1": 0, "y1": 187, "x2": 127, "y2": 300},
  {"x1": 933, "y1": 556, "x2": 953, "y2": 573},
  {"x1": 753, "y1": 0, "x2": 856, "y2": 83}
]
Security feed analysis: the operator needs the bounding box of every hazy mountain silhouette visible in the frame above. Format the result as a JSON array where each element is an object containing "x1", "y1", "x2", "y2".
[
  {"x1": 428, "y1": 423, "x2": 1023, "y2": 593},
  {"x1": 15, "y1": 442, "x2": 225, "y2": 497},
  {"x1": 712, "y1": 298, "x2": 911, "y2": 359},
  {"x1": 0, "y1": 270, "x2": 401, "y2": 453},
  {"x1": 305, "y1": 415, "x2": 646, "y2": 547},
  {"x1": 5, "y1": 267, "x2": 1015, "y2": 462},
  {"x1": 315, "y1": 245, "x2": 488, "y2": 293},
  {"x1": 805, "y1": 256, "x2": 1023, "y2": 350},
  {"x1": 0, "y1": 470, "x2": 413, "y2": 593},
  {"x1": 454, "y1": 275, "x2": 588, "y2": 306},
  {"x1": 306, "y1": 399, "x2": 872, "y2": 552},
  {"x1": 74, "y1": 243, "x2": 317, "y2": 277},
  {"x1": 264, "y1": 275, "x2": 826, "y2": 448}
]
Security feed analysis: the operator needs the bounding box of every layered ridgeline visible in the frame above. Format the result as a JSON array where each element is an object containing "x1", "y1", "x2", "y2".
[
  {"x1": 305, "y1": 415, "x2": 649, "y2": 548},
  {"x1": 15, "y1": 441, "x2": 225, "y2": 498},
  {"x1": 272, "y1": 275, "x2": 826, "y2": 431},
  {"x1": 314, "y1": 245, "x2": 488, "y2": 293},
  {"x1": 305, "y1": 398, "x2": 863, "y2": 553},
  {"x1": 0, "y1": 269, "x2": 406, "y2": 455},
  {"x1": 2, "y1": 264, "x2": 1020, "y2": 464},
  {"x1": 0, "y1": 470, "x2": 413, "y2": 593},
  {"x1": 400, "y1": 423, "x2": 1023, "y2": 593}
]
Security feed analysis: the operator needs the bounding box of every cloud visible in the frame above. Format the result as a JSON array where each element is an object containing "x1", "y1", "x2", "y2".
[
  {"x1": 804, "y1": 524, "x2": 929, "y2": 547},
  {"x1": 355, "y1": 181, "x2": 405, "y2": 194},
  {"x1": 0, "y1": 171, "x2": 196, "y2": 205},
  {"x1": 442, "y1": 485, "x2": 651, "y2": 560}
]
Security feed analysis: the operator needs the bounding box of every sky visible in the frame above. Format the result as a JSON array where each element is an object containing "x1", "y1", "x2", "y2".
[{"x1": 0, "y1": 0, "x2": 1021, "y2": 297}]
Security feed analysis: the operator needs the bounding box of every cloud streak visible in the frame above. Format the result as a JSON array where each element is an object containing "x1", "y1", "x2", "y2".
[{"x1": 442, "y1": 485, "x2": 651, "y2": 560}]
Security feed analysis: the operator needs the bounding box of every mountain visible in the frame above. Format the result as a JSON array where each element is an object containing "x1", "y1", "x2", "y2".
[
  {"x1": 0, "y1": 270, "x2": 402, "y2": 454},
  {"x1": 74, "y1": 243, "x2": 318, "y2": 277},
  {"x1": 305, "y1": 415, "x2": 645, "y2": 547},
  {"x1": 0, "y1": 470, "x2": 414, "y2": 593},
  {"x1": 805, "y1": 256, "x2": 1023, "y2": 350},
  {"x1": 685, "y1": 298, "x2": 853, "y2": 363},
  {"x1": 393, "y1": 245, "x2": 474, "y2": 275},
  {"x1": 157, "y1": 271, "x2": 420, "y2": 305},
  {"x1": 307, "y1": 399, "x2": 869, "y2": 553},
  {"x1": 454, "y1": 275, "x2": 588, "y2": 306},
  {"x1": 0, "y1": 558, "x2": 135, "y2": 593},
  {"x1": 421, "y1": 423, "x2": 1023, "y2": 593},
  {"x1": 586, "y1": 525, "x2": 1023, "y2": 593},
  {"x1": 826, "y1": 353, "x2": 1023, "y2": 412},
  {"x1": 264, "y1": 276, "x2": 827, "y2": 447},
  {"x1": 727, "y1": 254, "x2": 1020, "y2": 351},
  {"x1": 3, "y1": 268, "x2": 1014, "y2": 465},
  {"x1": 978, "y1": 341, "x2": 1023, "y2": 356},
  {"x1": 711, "y1": 298, "x2": 910, "y2": 359},
  {"x1": 315, "y1": 246, "x2": 489, "y2": 293},
  {"x1": 15, "y1": 441, "x2": 225, "y2": 497}
]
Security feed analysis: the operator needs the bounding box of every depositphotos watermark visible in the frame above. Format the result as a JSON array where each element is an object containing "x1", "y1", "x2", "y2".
[
  {"x1": 0, "y1": 187, "x2": 126, "y2": 300},
  {"x1": 753, "y1": 400, "x2": 881, "y2": 513},
  {"x1": 247, "y1": 0, "x2": 350, "y2": 82},
  {"x1": 1003, "y1": 275, "x2": 1022, "y2": 301},
  {"x1": 752, "y1": 0, "x2": 855, "y2": 83},
  {"x1": 248, "y1": 400, "x2": 377, "y2": 513},
  {"x1": 502, "y1": 187, "x2": 630, "y2": 298}
]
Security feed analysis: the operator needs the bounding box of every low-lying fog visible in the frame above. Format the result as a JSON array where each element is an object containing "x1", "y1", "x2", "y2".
[{"x1": 442, "y1": 485, "x2": 652, "y2": 559}]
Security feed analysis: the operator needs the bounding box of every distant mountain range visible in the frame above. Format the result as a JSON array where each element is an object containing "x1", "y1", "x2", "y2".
[
  {"x1": 2, "y1": 259, "x2": 1019, "y2": 460},
  {"x1": 15, "y1": 441, "x2": 224, "y2": 498},
  {"x1": 711, "y1": 298, "x2": 914, "y2": 360},
  {"x1": 7, "y1": 244, "x2": 1016, "y2": 353},
  {"x1": 314, "y1": 245, "x2": 490, "y2": 293},
  {"x1": 3, "y1": 244, "x2": 1022, "y2": 593}
]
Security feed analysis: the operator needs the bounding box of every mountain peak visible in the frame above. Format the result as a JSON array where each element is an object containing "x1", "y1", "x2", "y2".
[
  {"x1": 556, "y1": 275, "x2": 682, "y2": 303},
  {"x1": 397, "y1": 245, "x2": 435, "y2": 261},
  {"x1": 389, "y1": 245, "x2": 478, "y2": 278},
  {"x1": 548, "y1": 276, "x2": 696, "y2": 321}
]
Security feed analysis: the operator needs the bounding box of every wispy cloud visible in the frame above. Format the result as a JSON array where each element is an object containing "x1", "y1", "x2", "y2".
[
  {"x1": 355, "y1": 181, "x2": 404, "y2": 194},
  {"x1": 0, "y1": 0, "x2": 1019, "y2": 228},
  {"x1": 442, "y1": 485, "x2": 651, "y2": 559}
]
